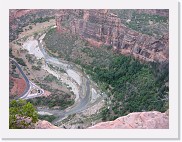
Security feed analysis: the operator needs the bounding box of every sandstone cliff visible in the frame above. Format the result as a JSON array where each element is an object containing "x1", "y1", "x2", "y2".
[{"x1": 56, "y1": 10, "x2": 169, "y2": 62}]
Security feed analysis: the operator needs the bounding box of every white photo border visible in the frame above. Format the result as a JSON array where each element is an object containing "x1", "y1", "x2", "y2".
[{"x1": 0, "y1": 0, "x2": 179, "y2": 139}]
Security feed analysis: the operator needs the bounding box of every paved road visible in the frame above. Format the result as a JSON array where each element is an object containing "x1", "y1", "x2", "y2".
[
  {"x1": 22, "y1": 81, "x2": 44, "y2": 100},
  {"x1": 50, "y1": 79, "x2": 91, "y2": 124},
  {"x1": 10, "y1": 59, "x2": 44, "y2": 100},
  {"x1": 10, "y1": 59, "x2": 30, "y2": 100},
  {"x1": 10, "y1": 37, "x2": 102, "y2": 125}
]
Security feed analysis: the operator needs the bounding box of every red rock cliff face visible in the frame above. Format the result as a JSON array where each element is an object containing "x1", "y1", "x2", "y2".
[{"x1": 56, "y1": 10, "x2": 169, "y2": 62}]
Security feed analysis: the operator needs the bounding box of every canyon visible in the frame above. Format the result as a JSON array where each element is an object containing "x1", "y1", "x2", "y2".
[
  {"x1": 55, "y1": 10, "x2": 168, "y2": 62},
  {"x1": 10, "y1": 9, "x2": 169, "y2": 62},
  {"x1": 9, "y1": 9, "x2": 169, "y2": 129}
]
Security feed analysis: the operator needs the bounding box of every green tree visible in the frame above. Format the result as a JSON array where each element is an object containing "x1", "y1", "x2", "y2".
[
  {"x1": 9, "y1": 99, "x2": 38, "y2": 129},
  {"x1": 29, "y1": 25, "x2": 32, "y2": 29}
]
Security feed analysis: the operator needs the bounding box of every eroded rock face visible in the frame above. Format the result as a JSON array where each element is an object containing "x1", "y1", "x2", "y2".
[
  {"x1": 88, "y1": 111, "x2": 169, "y2": 129},
  {"x1": 56, "y1": 10, "x2": 169, "y2": 62}
]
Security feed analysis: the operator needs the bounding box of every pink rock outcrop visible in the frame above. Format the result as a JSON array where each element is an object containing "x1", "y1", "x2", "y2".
[
  {"x1": 33, "y1": 111, "x2": 169, "y2": 129},
  {"x1": 35, "y1": 120, "x2": 59, "y2": 129},
  {"x1": 88, "y1": 111, "x2": 169, "y2": 129}
]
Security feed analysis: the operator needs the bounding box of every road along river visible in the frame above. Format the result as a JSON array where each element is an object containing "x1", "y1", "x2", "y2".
[
  {"x1": 22, "y1": 34, "x2": 106, "y2": 125},
  {"x1": 10, "y1": 59, "x2": 44, "y2": 100}
]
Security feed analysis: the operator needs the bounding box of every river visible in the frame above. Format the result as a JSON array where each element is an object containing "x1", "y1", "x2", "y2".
[{"x1": 35, "y1": 34, "x2": 104, "y2": 125}]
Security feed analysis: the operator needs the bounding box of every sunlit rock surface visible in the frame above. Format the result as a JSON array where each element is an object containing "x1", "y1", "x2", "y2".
[{"x1": 88, "y1": 111, "x2": 169, "y2": 129}]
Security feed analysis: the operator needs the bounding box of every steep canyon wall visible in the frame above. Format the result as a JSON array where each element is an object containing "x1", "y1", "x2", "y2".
[{"x1": 56, "y1": 9, "x2": 169, "y2": 62}]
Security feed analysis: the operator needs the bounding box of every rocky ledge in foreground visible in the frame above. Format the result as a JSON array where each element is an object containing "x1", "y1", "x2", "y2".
[
  {"x1": 35, "y1": 120, "x2": 60, "y2": 129},
  {"x1": 88, "y1": 111, "x2": 169, "y2": 129},
  {"x1": 35, "y1": 111, "x2": 168, "y2": 129}
]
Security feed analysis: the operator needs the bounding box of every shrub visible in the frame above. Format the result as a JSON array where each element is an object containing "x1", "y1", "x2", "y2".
[
  {"x1": 15, "y1": 57, "x2": 26, "y2": 66},
  {"x1": 29, "y1": 25, "x2": 32, "y2": 29},
  {"x1": 32, "y1": 65, "x2": 41, "y2": 71},
  {"x1": 9, "y1": 99, "x2": 38, "y2": 129}
]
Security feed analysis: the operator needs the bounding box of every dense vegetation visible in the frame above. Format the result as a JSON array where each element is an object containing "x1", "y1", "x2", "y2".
[
  {"x1": 28, "y1": 93, "x2": 74, "y2": 110},
  {"x1": 83, "y1": 55, "x2": 168, "y2": 121},
  {"x1": 44, "y1": 29, "x2": 169, "y2": 121},
  {"x1": 9, "y1": 99, "x2": 38, "y2": 129}
]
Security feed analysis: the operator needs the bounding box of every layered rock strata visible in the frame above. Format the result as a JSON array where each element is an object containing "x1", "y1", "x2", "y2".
[{"x1": 56, "y1": 10, "x2": 169, "y2": 62}]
